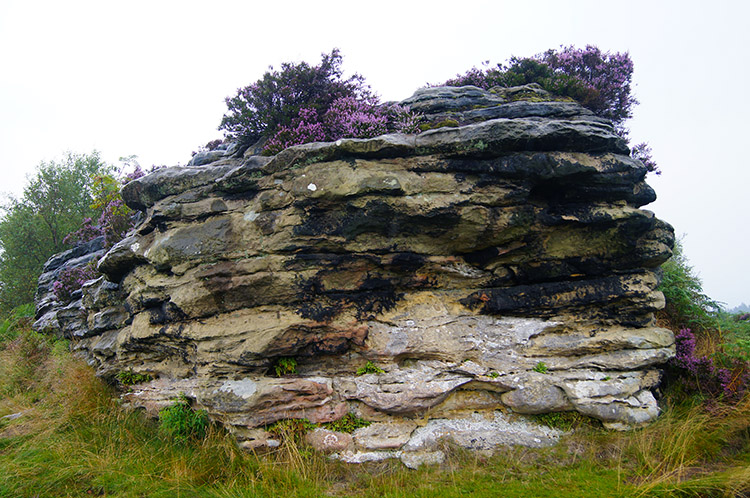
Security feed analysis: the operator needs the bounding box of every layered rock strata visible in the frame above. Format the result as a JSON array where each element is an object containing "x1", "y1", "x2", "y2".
[{"x1": 35, "y1": 84, "x2": 675, "y2": 465}]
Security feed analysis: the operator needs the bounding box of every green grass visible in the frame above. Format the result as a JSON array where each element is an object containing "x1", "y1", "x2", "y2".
[{"x1": 1, "y1": 325, "x2": 749, "y2": 497}]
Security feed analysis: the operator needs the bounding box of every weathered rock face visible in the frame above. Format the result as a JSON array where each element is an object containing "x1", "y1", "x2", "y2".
[{"x1": 35, "y1": 84, "x2": 674, "y2": 465}]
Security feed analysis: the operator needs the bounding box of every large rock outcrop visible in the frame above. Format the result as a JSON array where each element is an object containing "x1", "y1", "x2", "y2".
[{"x1": 35, "y1": 84, "x2": 675, "y2": 465}]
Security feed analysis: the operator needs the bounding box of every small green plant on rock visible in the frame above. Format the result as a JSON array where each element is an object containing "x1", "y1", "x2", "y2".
[
  {"x1": 356, "y1": 361, "x2": 385, "y2": 375},
  {"x1": 533, "y1": 361, "x2": 549, "y2": 374},
  {"x1": 116, "y1": 370, "x2": 152, "y2": 386},
  {"x1": 274, "y1": 357, "x2": 297, "y2": 377},
  {"x1": 489, "y1": 371, "x2": 500, "y2": 378},
  {"x1": 158, "y1": 393, "x2": 209, "y2": 443},
  {"x1": 323, "y1": 413, "x2": 371, "y2": 433}
]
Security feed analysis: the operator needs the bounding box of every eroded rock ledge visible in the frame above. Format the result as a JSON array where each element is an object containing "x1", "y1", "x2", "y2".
[{"x1": 35, "y1": 84, "x2": 675, "y2": 466}]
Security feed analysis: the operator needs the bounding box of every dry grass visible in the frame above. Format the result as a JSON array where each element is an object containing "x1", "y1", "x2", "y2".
[{"x1": 1, "y1": 328, "x2": 749, "y2": 498}]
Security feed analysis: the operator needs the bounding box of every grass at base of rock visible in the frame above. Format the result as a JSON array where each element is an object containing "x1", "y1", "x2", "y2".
[{"x1": 1, "y1": 328, "x2": 749, "y2": 497}]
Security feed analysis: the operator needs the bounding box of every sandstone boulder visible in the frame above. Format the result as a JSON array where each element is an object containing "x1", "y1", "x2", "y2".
[{"x1": 35, "y1": 84, "x2": 675, "y2": 462}]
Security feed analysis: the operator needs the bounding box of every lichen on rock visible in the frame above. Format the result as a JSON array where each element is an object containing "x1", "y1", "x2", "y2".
[{"x1": 34, "y1": 84, "x2": 675, "y2": 464}]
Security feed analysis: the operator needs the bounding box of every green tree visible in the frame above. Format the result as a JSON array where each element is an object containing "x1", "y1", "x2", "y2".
[{"x1": 0, "y1": 152, "x2": 110, "y2": 312}]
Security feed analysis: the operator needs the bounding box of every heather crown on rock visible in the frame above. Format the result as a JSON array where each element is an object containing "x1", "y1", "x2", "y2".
[{"x1": 34, "y1": 83, "x2": 675, "y2": 467}]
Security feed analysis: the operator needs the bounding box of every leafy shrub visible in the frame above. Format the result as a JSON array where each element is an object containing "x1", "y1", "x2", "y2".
[
  {"x1": 356, "y1": 361, "x2": 385, "y2": 375},
  {"x1": 323, "y1": 413, "x2": 371, "y2": 433},
  {"x1": 273, "y1": 357, "x2": 298, "y2": 377},
  {"x1": 52, "y1": 263, "x2": 99, "y2": 303},
  {"x1": 0, "y1": 152, "x2": 110, "y2": 312},
  {"x1": 658, "y1": 240, "x2": 720, "y2": 333},
  {"x1": 116, "y1": 370, "x2": 153, "y2": 386},
  {"x1": 159, "y1": 393, "x2": 209, "y2": 442}
]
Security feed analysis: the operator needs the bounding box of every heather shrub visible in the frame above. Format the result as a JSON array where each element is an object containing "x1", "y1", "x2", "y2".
[
  {"x1": 220, "y1": 49, "x2": 374, "y2": 145},
  {"x1": 262, "y1": 107, "x2": 327, "y2": 155},
  {"x1": 52, "y1": 263, "x2": 99, "y2": 303},
  {"x1": 670, "y1": 328, "x2": 748, "y2": 403},
  {"x1": 63, "y1": 164, "x2": 145, "y2": 249},
  {"x1": 440, "y1": 45, "x2": 658, "y2": 173},
  {"x1": 384, "y1": 103, "x2": 423, "y2": 134},
  {"x1": 631, "y1": 142, "x2": 659, "y2": 175},
  {"x1": 659, "y1": 240, "x2": 749, "y2": 404},
  {"x1": 540, "y1": 45, "x2": 637, "y2": 125},
  {"x1": 323, "y1": 95, "x2": 388, "y2": 140},
  {"x1": 442, "y1": 46, "x2": 635, "y2": 127},
  {"x1": 221, "y1": 49, "x2": 422, "y2": 155}
]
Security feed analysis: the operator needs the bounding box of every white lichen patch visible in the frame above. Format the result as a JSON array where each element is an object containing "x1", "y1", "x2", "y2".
[{"x1": 218, "y1": 378, "x2": 257, "y2": 399}]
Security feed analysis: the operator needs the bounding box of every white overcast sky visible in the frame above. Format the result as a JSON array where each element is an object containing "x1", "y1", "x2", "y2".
[{"x1": 0, "y1": 0, "x2": 747, "y2": 307}]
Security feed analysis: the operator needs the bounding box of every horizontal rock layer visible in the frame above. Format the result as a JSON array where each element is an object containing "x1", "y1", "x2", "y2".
[{"x1": 35, "y1": 85, "x2": 674, "y2": 463}]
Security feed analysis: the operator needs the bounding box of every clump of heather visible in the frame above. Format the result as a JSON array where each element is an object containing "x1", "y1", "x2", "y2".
[
  {"x1": 220, "y1": 49, "x2": 374, "y2": 146},
  {"x1": 540, "y1": 45, "x2": 637, "y2": 125},
  {"x1": 442, "y1": 45, "x2": 636, "y2": 127},
  {"x1": 262, "y1": 96, "x2": 420, "y2": 155},
  {"x1": 221, "y1": 49, "x2": 422, "y2": 156},
  {"x1": 262, "y1": 108, "x2": 327, "y2": 155},
  {"x1": 384, "y1": 103, "x2": 422, "y2": 135},
  {"x1": 63, "y1": 165, "x2": 145, "y2": 248},
  {"x1": 670, "y1": 328, "x2": 748, "y2": 403},
  {"x1": 62, "y1": 218, "x2": 103, "y2": 246},
  {"x1": 439, "y1": 45, "x2": 657, "y2": 173},
  {"x1": 324, "y1": 96, "x2": 388, "y2": 140},
  {"x1": 631, "y1": 142, "x2": 659, "y2": 175},
  {"x1": 52, "y1": 264, "x2": 99, "y2": 303}
]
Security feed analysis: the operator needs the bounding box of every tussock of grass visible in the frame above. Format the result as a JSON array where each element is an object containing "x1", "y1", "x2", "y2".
[{"x1": 1, "y1": 327, "x2": 749, "y2": 497}]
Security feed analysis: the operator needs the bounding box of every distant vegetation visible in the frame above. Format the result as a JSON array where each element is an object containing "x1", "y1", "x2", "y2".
[
  {"x1": 0, "y1": 153, "x2": 144, "y2": 314},
  {"x1": 730, "y1": 303, "x2": 750, "y2": 314},
  {"x1": 0, "y1": 152, "x2": 109, "y2": 312}
]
